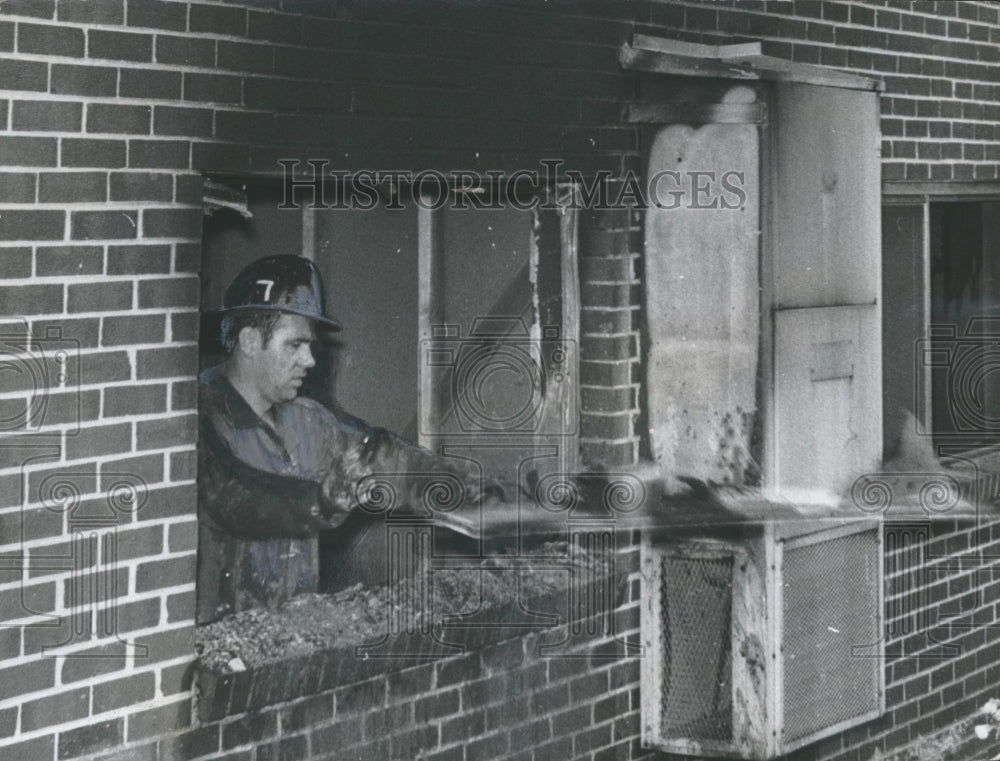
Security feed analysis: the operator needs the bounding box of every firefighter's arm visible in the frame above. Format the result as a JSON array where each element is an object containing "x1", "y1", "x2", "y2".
[{"x1": 319, "y1": 425, "x2": 504, "y2": 519}]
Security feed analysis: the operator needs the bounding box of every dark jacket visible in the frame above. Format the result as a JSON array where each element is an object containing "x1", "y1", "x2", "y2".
[{"x1": 196, "y1": 367, "x2": 485, "y2": 623}]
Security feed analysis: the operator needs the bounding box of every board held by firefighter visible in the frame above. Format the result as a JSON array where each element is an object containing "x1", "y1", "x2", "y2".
[{"x1": 196, "y1": 255, "x2": 497, "y2": 624}]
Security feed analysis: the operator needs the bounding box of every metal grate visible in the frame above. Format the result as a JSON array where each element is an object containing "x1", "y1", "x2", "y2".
[
  {"x1": 659, "y1": 554, "x2": 734, "y2": 743},
  {"x1": 782, "y1": 527, "x2": 881, "y2": 744}
]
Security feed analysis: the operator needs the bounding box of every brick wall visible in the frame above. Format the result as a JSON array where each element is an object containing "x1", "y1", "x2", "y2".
[{"x1": 0, "y1": 1, "x2": 999, "y2": 760}]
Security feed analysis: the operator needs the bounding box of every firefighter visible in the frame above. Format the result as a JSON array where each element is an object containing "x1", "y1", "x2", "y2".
[{"x1": 196, "y1": 255, "x2": 490, "y2": 624}]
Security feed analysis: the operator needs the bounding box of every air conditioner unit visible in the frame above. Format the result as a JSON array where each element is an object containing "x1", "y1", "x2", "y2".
[{"x1": 640, "y1": 520, "x2": 884, "y2": 760}]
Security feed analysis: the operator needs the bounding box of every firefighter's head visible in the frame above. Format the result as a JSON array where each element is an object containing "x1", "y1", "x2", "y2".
[{"x1": 219, "y1": 256, "x2": 340, "y2": 408}]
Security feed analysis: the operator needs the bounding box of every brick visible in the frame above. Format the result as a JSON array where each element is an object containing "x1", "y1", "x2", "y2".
[
  {"x1": 107, "y1": 171, "x2": 171, "y2": 203},
  {"x1": 169, "y1": 449, "x2": 197, "y2": 482},
  {"x1": 192, "y1": 141, "x2": 250, "y2": 173},
  {"x1": 153, "y1": 105, "x2": 213, "y2": 138},
  {"x1": 0, "y1": 247, "x2": 33, "y2": 276},
  {"x1": 190, "y1": 2, "x2": 247, "y2": 36},
  {"x1": 105, "y1": 244, "x2": 170, "y2": 275},
  {"x1": 0, "y1": 57, "x2": 45, "y2": 91},
  {"x1": 248, "y1": 10, "x2": 302, "y2": 44},
  {"x1": 390, "y1": 726, "x2": 439, "y2": 760},
  {"x1": 133, "y1": 625, "x2": 194, "y2": 663},
  {"x1": 169, "y1": 313, "x2": 198, "y2": 345},
  {"x1": 161, "y1": 659, "x2": 195, "y2": 697},
  {"x1": 156, "y1": 34, "x2": 215, "y2": 67},
  {"x1": 71, "y1": 210, "x2": 138, "y2": 241},
  {"x1": 184, "y1": 72, "x2": 242, "y2": 104},
  {"x1": 119, "y1": 67, "x2": 182, "y2": 100},
  {"x1": 280, "y1": 694, "x2": 334, "y2": 733},
  {"x1": 38, "y1": 173, "x2": 106, "y2": 203},
  {"x1": 64, "y1": 422, "x2": 131, "y2": 460},
  {"x1": 217, "y1": 40, "x2": 274, "y2": 74},
  {"x1": 334, "y1": 679, "x2": 385, "y2": 714},
  {"x1": 68, "y1": 281, "x2": 132, "y2": 312},
  {"x1": 104, "y1": 383, "x2": 167, "y2": 417},
  {"x1": 12, "y1": 100, "x2": 82, "y2": 132},
  {"x1": 0, "y1": 705, "x2": 15, "y2": 738},
  {"x1": 39, "y1": 259, "x2": 110, "y2": 296},
  {"x1": 21, "y1": 686, "x2": 90, "y2": 731},
  {"x1": 79, "y1": 349, "x2": 132, "y2": 384},
  {"x1": 441, "y1": 711, "x2": 486, "y2": 744},
  {"x1": 173, "y1": 174, "x2": 203, "y2": 205},
  {"x1": 62, "y1": 138, "x2": 127, "y2": 168},
  {"x1": 0, "y1": 657, "x2": 54, "y2": 701},
  {"x1": 99, "y1": 452, "x2": 164, "y2": 491},
  {"x1": 102, "y1": 314, "x2": 166, "y2": 347},
  {"x1": 171, "y1": 379, "x2": 197, "y2": 411},
  {"x1": 0, "y1": 283, "x2": 63, "y2": 314},
  {"x1": 136, "y1": 553, "x2": 196, "y2": 592},
  {"x1": 128, "y1": 139, "x2": 189, "y2": 169},
  {"x1": 136, "y1": 345, "x2": 197, "y2": 379},
  {"x1": 58, "y1": 0, "x2": 124, "y2": 24},
  {"x1": 0, "y1": 0, "x2": 54, "y2": 18},
  {"x1": 166, "y1": 589, "x2": 195, "y2": 622},
  {"x1": 89, "y1": 29, "x2": 152, "y2": 62},
  {"x1": 19, "y1": 22, "x2": 84, "y2": 56},
  {"x1": 0, "y1": 172, "x2": 37, "y2": 202},
  {"x1": 0, "y1": 737, "x2": 54, "y2": 761},
  {"x1": 87, "y1": 103, "x2": 152, "y2": 135},
  {"x1": 58, "y1": 718, "x2": 124, "y2": 759},
  {"x1": 51, "y1": 63, "x2": 117, "y2": 97},
  {"x1": 309, "y1": 720, "x2": 363, "y2": 754},
  {"x1": 174, "y1": 242, "x2": 200, "y2": 273},
  {"x1": 436, "y1": 651, "x2": 482, "y2": 686},
  {"x1": 136, "y1": 410, "x2": 197, "y2": 449},
  {"x1": 0, "y1": 136, "x2": 58, "y2": 167},
  {"x1": 142, "y1": 208, "x2": 202, "y2": 240},
  {"x1": 0, "y1": 582, "x2": 56, "y2": 625},
  {"x1": 93, "y1": 671, "x2": 155, "y2": 714},
  {"x1": 160, "y1": 726, "x2": 221, "y2": 760}
]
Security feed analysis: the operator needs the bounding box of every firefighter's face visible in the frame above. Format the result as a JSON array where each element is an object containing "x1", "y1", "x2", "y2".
[{"x1": 250, "y1": 313, "x2": 316, "y2": 405}]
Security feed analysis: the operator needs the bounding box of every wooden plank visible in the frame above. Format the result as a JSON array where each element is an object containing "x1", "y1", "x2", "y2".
[
  {"x1": 632, "y1": 34, "x2": 762, "y2": 59},
  {"x1": 627, "y1": 101, "x2": 765, "y2": 124},
  {"x1": 417, "y1": 205, "x2": 441, "y2": 450},
  {"x1": 620, "y1": 45, "x2": 759, "y2": 81},
  {"x1": 558, "y1": 188, "x2": 581, "y2": 475},
  {"x1": 621, "y1": 42, "x2": 881, "y2": 92}
]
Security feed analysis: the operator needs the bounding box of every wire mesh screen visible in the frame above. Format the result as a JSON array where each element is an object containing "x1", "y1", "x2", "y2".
[
  {"x1": 782, "y1": 527, "x2": 881, "y2": 744},
  {"x1": 659, "y1": 554, "x2": 734, "y2": 743}
]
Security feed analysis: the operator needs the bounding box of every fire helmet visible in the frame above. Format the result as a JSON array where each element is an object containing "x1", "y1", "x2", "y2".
[{"x1": 219, "y1": 255, "x2": 342, "y2": 331}]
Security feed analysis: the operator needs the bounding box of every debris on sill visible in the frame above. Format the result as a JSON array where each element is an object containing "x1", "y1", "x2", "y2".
[{"x1": 195, "y1": 541, "x2": 608, "y2": 672}]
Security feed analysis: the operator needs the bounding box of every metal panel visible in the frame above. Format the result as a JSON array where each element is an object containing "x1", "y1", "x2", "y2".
[
  {"x1": 771, "y1": 84, "x2": 881, "y2": 309},
  {"x1": 659, "y1": 554, "x2": 735, "y2": 742},
  {"x1": 773, "y1": 305, "x2": 882, "y2": 497},
  {"x1": 643, "y1": 95, "x2": 760, "y2": 485},
  {"x1": 780, "y1": 525, "x2": 882, "y2": 747}
]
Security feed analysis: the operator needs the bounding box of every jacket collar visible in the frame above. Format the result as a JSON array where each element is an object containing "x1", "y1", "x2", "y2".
[{"x1": 202, "y1": 363, "x2": 269, "y2": 430}]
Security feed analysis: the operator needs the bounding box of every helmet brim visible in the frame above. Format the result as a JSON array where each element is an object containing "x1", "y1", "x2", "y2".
[{"x1": 212, "y1": 304, "x2": 343, "y2": 332}]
